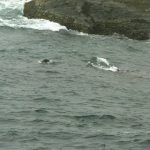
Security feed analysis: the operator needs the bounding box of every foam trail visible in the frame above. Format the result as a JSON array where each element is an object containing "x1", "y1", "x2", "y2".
[{"x1": 91, "y1": 64, "x2": 119, "y2": 72}]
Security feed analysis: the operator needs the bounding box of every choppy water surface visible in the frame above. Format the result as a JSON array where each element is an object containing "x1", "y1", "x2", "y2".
[{"x1": 0, "y1": 1, "x2": 150, "y2": 150}]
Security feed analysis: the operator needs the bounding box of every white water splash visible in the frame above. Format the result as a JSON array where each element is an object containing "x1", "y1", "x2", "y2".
[
  {"x1": 88, "y1": 57, "x2": 119, "y2": 72},
  {"x1": 96, "y1": 57, "x2": 110, "y2": 66},
  {"x1": 0, "y1": 0, "x2": 67, "y2": 31},
  {"x1": 0, "y1": 16, "x2": 67, "y2": 31},
  {"x1": 68, "y1": 30, "x2": 88, "y2": 36}
]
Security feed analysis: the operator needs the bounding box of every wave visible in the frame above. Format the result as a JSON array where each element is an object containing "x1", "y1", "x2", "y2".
[
  {"x1": 140, "y1": 139, "x2": 150, "y2": 145},
  {"x1": 0, "y1": 16, "x2": 67, "y2": 31},
  {"x1": 34, "y1": 108, "x2": 48, "y2": 113},
  {"x1": 0, "y1": 0, "x2": 67, "y2": 31},
  {"x1": 87, "y1": 56, "x2": 119, "y2": 72},
  {"x1": 73, "y1": 114, "x2": 116, "y2": 121}
]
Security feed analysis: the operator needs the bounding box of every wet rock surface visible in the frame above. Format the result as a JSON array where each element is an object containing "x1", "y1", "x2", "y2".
[{"x1": 24, "y1": 0, "x2": 150, "y2": 40}]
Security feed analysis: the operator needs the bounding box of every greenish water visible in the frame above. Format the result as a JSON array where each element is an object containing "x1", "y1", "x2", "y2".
[
  {"x1": 0, "y1": 0, "x2": 150, "y2": 150},
  {"x1": 0, "y1": 26, "x2": 150, "y2": 150}
]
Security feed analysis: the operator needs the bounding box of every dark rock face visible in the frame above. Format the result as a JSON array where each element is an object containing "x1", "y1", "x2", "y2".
[{"x1": 24, "y1": 0, "x2": 150, "y2": 40}]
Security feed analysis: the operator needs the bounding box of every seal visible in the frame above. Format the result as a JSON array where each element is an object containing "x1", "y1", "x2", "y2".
[
  {"x1": 87, "y1": 56, "x2": 119, "y2": 72},
  {"x1": 38, "y1": 59, "x2": 50, "y2": 64},
  {"x1": 41, "y1": 59, "x2": 50, "y2": 63}
]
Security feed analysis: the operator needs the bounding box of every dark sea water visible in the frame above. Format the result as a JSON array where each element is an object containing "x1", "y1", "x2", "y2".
[{"x1": 0, "y1": 1, "x2": 150, "y2": 150}]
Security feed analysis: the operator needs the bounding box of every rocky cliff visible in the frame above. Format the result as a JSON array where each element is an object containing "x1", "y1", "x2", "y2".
[{"x1": 24, "y1": 0, "x2": 150, "y2": 40}]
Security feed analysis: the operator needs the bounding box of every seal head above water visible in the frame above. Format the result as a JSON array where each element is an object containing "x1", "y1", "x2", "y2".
[
  {"x1": 38, "y1": 59, "x2": 51, "y2": 64},
  {"x1": 41, "y1": 59, "x2": 50, "y2": 63}
]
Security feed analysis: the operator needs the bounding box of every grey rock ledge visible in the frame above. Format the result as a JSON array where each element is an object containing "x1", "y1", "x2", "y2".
[{"x1": 24, "y1": 0, "x2": 150, "y2": 40}]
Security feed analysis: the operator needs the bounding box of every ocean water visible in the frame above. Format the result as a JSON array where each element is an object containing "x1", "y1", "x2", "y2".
[{"x1": 0, "y1": 0, "x2": 150, "y2": 150}]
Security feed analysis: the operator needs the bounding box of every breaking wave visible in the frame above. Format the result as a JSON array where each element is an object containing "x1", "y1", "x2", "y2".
[{"x1": 0, "y1": 0, "x2": 67, "y2": 31}]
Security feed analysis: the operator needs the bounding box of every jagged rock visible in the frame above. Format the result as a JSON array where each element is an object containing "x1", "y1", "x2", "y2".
[{"x1": 24, "y1": 0, "x2": 150, "y2": 40}]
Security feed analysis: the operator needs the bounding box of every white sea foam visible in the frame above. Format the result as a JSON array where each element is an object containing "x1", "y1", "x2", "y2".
[
  {"x1": 97, "y1": 57, "x2": 110, "y2": 66},
  {"x1": 0, "y1": 0, "x2": 24, "y2": 11},
  {"x1": 91, "y1": 64, "x2": 119, "y2": 72},
  {"x1": 68, "y1": 30, "x2": 88, "y2": 36},
  {"x1": 88, "y1": 57, "x2": 119, "y2": 72},
  {"x1": 0, "y1": 0, "x2": 67, "y2": 31},
  {"x1": 0, "y1": 16, "x2": 67, "y2": 31},
  {"x1": 0, "y1": 0, "x2": 89, "y2": 35}
]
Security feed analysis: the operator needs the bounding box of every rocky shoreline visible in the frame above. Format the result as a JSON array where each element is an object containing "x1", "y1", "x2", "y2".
[{"x1": 23, "y1": 0, "x2": 150, "y2": 40}]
